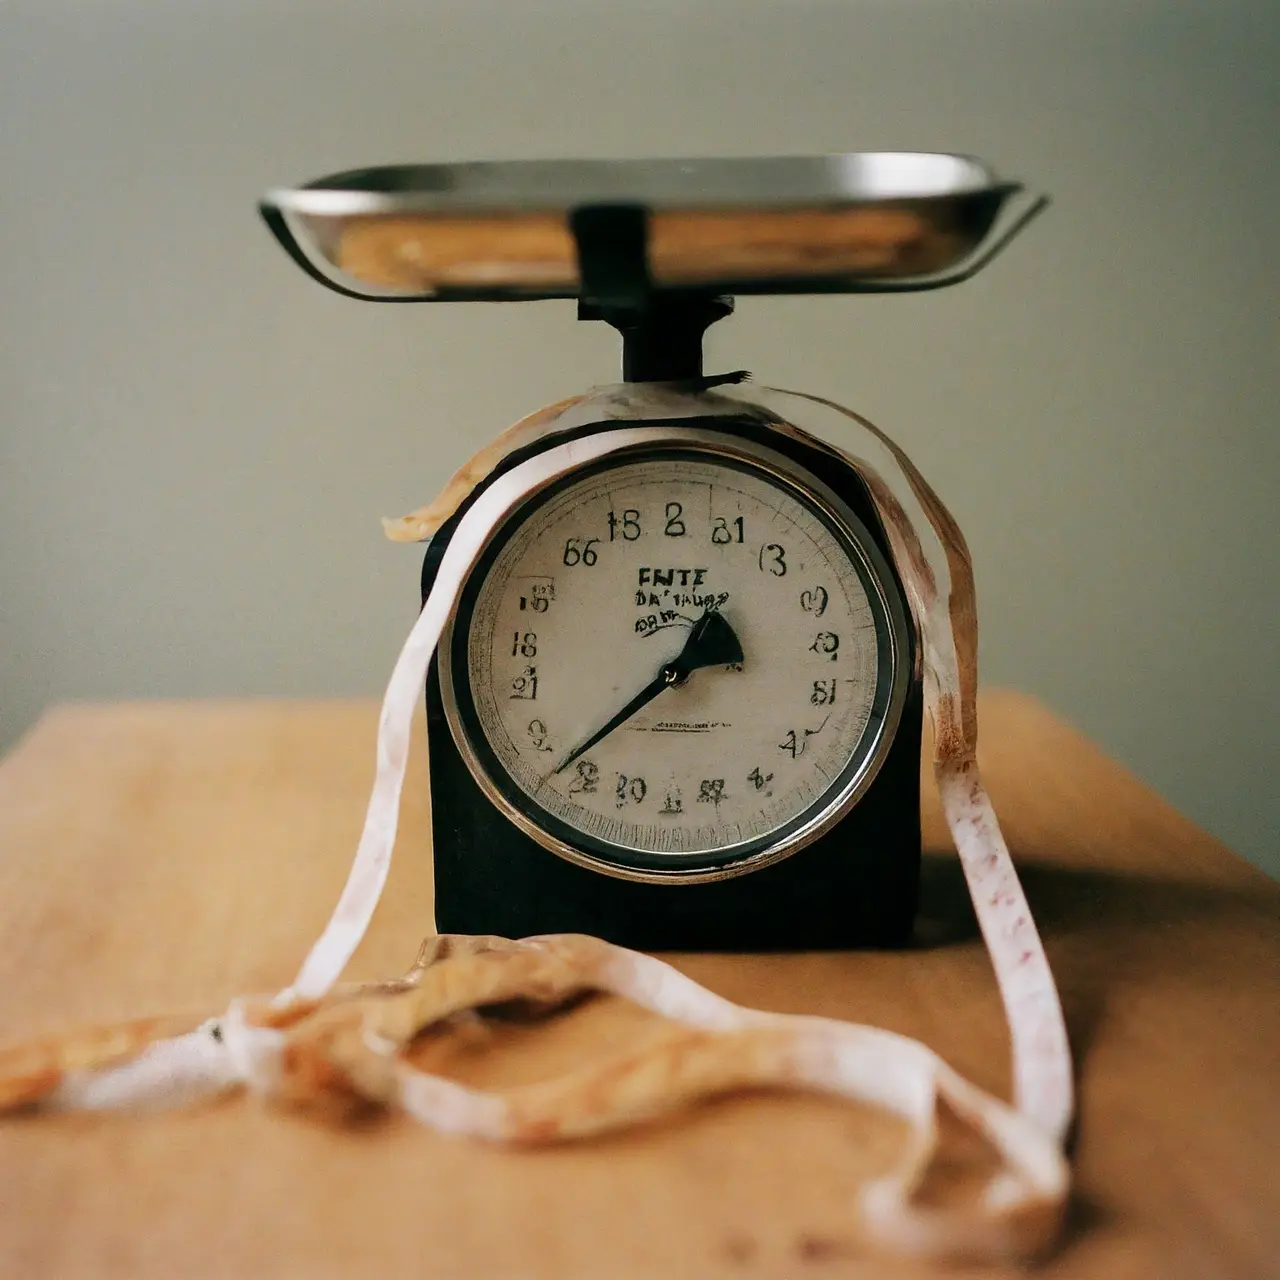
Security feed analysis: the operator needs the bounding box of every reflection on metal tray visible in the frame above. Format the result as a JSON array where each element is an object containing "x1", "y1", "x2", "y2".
[{"x1": 259, "y1": 154, "x2": 1045, "y2": 302}]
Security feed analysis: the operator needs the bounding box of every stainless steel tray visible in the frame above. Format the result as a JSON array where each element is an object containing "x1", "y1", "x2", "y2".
[{"x1": 259, "y1": 154, "x2": 1044, "y2": 302}]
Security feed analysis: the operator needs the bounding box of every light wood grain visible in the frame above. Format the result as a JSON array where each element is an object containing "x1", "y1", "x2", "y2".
[{"x1": 0, "y1": 692, "x2": 1276, "y2": 1279}]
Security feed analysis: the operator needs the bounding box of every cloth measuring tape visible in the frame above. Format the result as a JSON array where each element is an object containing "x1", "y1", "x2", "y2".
[{"x1": 0, "y1": 382, "x2": 1072, "y2": 1264}]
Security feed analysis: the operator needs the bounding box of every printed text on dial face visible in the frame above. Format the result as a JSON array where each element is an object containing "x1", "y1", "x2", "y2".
[{"x1": 467, "y1": 457, "x2": 880, "y2": 857}]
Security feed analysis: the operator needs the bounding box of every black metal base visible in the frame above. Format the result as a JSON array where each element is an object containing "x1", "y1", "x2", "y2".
[{"x1": 421, "y1": 415, "x2": 922, "y2": 951}]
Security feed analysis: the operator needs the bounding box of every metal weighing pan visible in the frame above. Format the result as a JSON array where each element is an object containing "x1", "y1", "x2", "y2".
[{"x1": 260, "y1": 154, "x2": 1045, "y2": 302}]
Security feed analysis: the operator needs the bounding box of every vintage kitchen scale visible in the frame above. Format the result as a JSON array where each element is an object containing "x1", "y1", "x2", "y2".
[
  {"x1": 0, "y1": 156, "x2": 1072, "y2": 1267},
  {"x1": 259, "y1": 154, "x2": 1049, "y2": 953}
]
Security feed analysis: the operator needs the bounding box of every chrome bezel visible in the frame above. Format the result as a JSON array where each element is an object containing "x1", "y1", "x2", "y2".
[{"x1": 438, "y1": 427, "x2": 910, "y2": 885}]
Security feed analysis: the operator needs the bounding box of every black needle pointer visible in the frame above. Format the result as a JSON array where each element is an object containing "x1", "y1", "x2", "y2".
[{"x1": 554, "y1": 611, "x2": 744, "y2": 775}]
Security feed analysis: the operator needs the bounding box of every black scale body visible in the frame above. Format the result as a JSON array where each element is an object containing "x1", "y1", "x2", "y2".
[{"x1": 421, "y1": 413, "x2": 922, "y2": 951}]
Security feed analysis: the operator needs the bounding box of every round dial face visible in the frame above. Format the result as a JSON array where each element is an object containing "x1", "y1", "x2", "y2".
[{"x1": 443, "y1": 442, "x2": 906, "y2": 882}]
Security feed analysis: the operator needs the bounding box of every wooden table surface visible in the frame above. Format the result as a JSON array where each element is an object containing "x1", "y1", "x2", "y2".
[{"x1": 0, "y1": 692, "x2": 1276, "y2": 1279}]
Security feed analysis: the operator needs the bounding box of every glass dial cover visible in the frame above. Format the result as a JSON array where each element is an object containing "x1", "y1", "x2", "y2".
[{"x1": 440, "y1": 437, "x2": 909, "y2": 883}]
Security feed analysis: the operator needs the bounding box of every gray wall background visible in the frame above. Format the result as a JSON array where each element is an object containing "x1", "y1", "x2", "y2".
[{"x1": 2, "y1": 1, "x2": 1277, "y2": 875}]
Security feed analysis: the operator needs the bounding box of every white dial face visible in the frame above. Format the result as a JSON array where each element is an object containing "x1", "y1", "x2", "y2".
[{"x1": 452, "y1": 450, "x2": 894, "y2": 872}]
